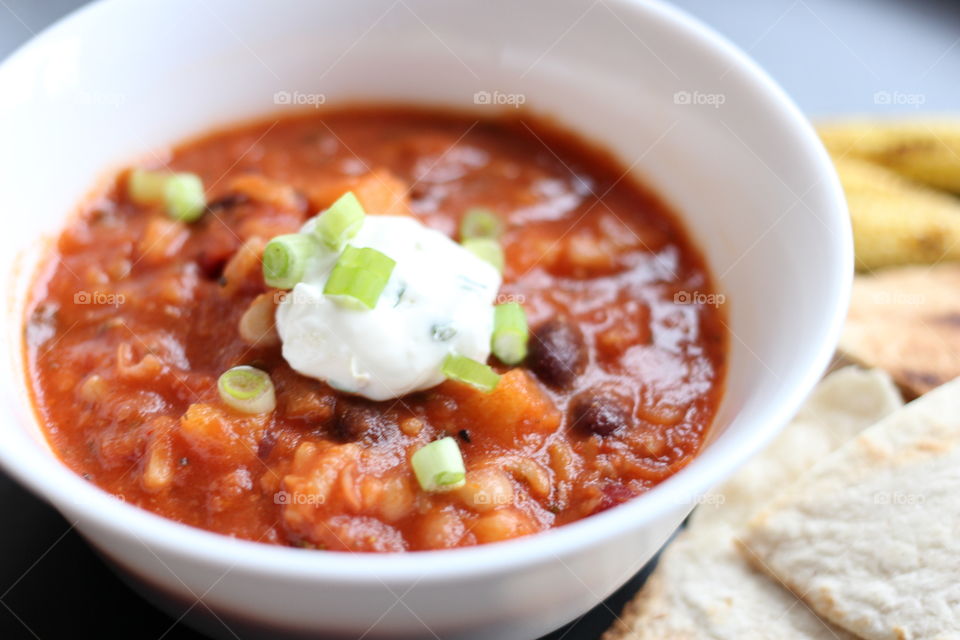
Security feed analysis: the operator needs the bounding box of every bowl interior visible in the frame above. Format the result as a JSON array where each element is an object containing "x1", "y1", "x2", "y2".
[{"x1": 0, "y1": 0, "x2": 847, "y2": 585}]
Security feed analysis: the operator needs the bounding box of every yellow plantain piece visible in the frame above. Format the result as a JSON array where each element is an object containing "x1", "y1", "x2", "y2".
[
  {"x1": 832, "y1": 156, "x2": 960, "y2": 271},
  {"x1": 818, "y1": 120, "x2": 960, "y2": 193}
]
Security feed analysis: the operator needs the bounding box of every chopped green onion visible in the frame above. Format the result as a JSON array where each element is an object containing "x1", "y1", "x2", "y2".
[
  {"x1": 460, "y1": 208, "x2": 503, "y2": 240},
  {"x1": 492, "y1": 303, "x2": 529, "y2": 365},
  {"x1": 442, "y1": 353, "x2": 500, "y2": 392},
  {"x1": 411, "y1": 437, "x2": 466, "y2": 492},
  {"x1": 263, "y1": 234, "x2": 318, "y2": 289},
  {"x1": 323, "y1": 245, "x2": 396, "y2": 310},
  {"x1": 163, "y1": 172, "x2": 207, "y2": 222},
  {"x1": 218, "y1": 366, "x2": 276, "y2": 414},
  {"x1": 128, "y1": 169, "x2": 208, "y2": 223},
  {"x1": 462, "y1": 238, "x2": 504, "y2": 273},
  {"x1": 128, "y1": 169, "x2": 169, "y2": 205},
  {"x1": 315, "y1": 191, "x2": 366, "y2": 248}
]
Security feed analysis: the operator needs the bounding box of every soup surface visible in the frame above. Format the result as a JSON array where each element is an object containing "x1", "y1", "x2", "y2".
[{"x1": 26, "y1": 108, "x2": 726, "y2": 551}]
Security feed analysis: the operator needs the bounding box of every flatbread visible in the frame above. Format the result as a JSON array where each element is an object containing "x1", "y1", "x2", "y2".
[
  {"x1": 604, "y1": 367, "x2": 902, "y2": 639},
  {"x1": 692, "y1": 366, "x2": 903, "y2": 530},
  {"x1": 741, "y1": 376, "x2": 960, "y2": 640},
  {"x1": 841, "y1": 264, "x2": 960, "y2": 396},
  {"x1": 604, "y1": 528, "x2": 857, "y2": 640}
]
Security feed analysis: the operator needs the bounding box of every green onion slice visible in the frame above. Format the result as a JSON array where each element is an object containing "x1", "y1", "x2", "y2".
[
  {"x1": 128, "y1": 169, "x2": 169, "y2": 205},
  {"x1": 442, "y1": 353, "x2": 500, "y2": 392},
  {"x1": 462, "y1": 238, "x2": 504, "y2": 273},
  {"x1": 128, "y1": 169, "x2": 208, "y2": 223},
  {"x1": 315, "y1": 191, "x2": 366, "y2": 248},
  {"x1": 163, "y1": 172, "x2": 207, "y2": 222},
  {"x1": 323, "y1": 245, "x2": 396, "y2": 310},
  {"x1": 492, "y1": 302, "x2": 529, "y2": 365},
  {"x1": 460, "y1": 208, "x2": 503, "y2": 240},
  {"x1": 263, "y1": 234, "x2": 318, "y2": 289},
  {"x1": 411, "y1": 437, "x2": 466, "y2": 492},
  {"x1": 218, "y1": 366, "x2": 276, "y2": 414}
]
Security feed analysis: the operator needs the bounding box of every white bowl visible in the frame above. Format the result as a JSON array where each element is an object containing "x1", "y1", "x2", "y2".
[{"x1": 0, "y1": 1, "x2": 849, "y2": 638}]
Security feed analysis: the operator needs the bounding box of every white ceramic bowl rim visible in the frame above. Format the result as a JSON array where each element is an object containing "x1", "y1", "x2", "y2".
[{"x1": 0, "y1": 0, "x2": 849, "y2": 585}]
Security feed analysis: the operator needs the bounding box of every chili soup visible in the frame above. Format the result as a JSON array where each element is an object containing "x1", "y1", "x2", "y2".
[{"x1": 25, "y1": 107, "x2": 726, "y2": 552}]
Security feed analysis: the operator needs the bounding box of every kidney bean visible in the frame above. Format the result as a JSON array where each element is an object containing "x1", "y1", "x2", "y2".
[
  {"x1": 527, "y1": 317, "x2": 586, "y2": 389},
  {"x1": 335, "y1": 399, "x2": 398, "y2": 442},
  {"x1": 569, "y1": 390, "x2": 630, "y2": 436}
]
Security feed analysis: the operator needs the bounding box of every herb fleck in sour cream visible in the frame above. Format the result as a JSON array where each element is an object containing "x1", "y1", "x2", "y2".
[{"x1": 276, "y1": 215, "x2": 501, "y2": 400}]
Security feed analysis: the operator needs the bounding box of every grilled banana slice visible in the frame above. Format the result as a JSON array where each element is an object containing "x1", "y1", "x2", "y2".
[
  {"x1": 819, "y1": 120, "x2": 960, "y2": 193},
  {"x1": 832, "y1": 156, "x2": 960, "y2": 271}
]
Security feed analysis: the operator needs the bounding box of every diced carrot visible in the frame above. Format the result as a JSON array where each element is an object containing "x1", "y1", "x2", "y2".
[
  {"x1": 302, "y1": 177, "x2": 358, "y2": 212},
  {"x1": 351, "y1": 170, "x2": 411, "y2": 216},
  {"x1": 437, "y1": 369, "x2": 561, "y2": 448},
  {"x1": 304, "y1": 170, "x2": 411, "y2": 216},
  {"x1": 178, "y1": 403, "x2": 266, "y2": 462}
]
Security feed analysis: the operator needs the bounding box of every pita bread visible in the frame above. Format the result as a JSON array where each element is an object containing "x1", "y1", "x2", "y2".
[
  {"x1": 693, "y1": 366, "x2": 904, "y2": 530},
  {"x1": 742, "y1": 376, "x2": 960, "y2": 640},
  {"x1": 604, "y1": 367, "x2": 902, "y2": 639},
  {"x1": 603, "y1": 527, "x2": 859, "y2": 640},
  {"x1": 841, "y1": 264, "x2": 960, "y2": 396}
]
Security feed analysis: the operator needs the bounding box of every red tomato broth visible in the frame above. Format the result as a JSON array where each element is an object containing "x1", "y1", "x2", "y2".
[{"x1": 24, "y1": 107, "x2": 726, "y2": 552}]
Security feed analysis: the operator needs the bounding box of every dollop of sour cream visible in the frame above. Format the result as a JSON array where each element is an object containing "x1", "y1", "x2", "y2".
[{"x1": 276, "y1": 215, "x2": 502, "y2": 401}]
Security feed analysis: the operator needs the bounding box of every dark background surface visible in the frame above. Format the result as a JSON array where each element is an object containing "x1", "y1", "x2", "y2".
[{"x1": 1, "y1": 0, "x2": 958, "y2": 638}]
